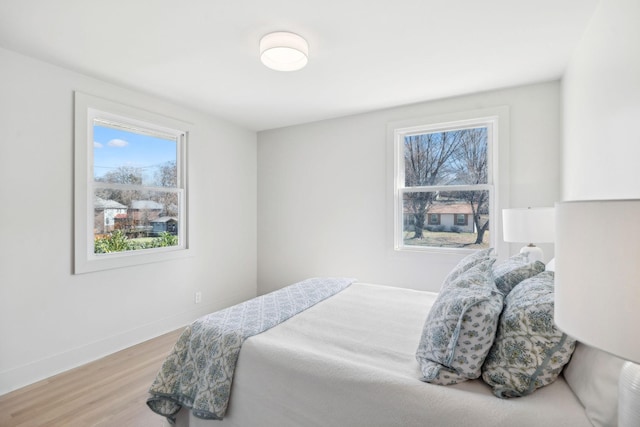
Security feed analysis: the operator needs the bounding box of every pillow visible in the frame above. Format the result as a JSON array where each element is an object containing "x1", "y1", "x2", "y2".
[
  {"x1": 441, "y1": 248, "x2": 494, "y2": 289},
  {"x1": 492, "y1": 252, "x2": 545, "y2": 295},
  {"x1": 416, "y1": 258, "x2": 503, "y2": 385},
  {"x1": 563, "y1": 343, "x2": 624, "y2": 427},
  {"x1": 545, "y1": 258, "x2": 556, "y2": 272},
  {"x1": 482, "y1": 271, "x2": 576, "y2": 398}
]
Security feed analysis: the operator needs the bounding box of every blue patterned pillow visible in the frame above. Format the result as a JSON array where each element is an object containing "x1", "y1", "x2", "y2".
[
  {"x1": 416, "y1": 258, "x2": 503, "y2": 385},
  {"x1": 441, "y1": 248, "x2": 494, "y2": 289},
  {"x1": 492, "y1": 253, "x2": 545, "y2": 295},
  {"x1": 481, "y1": 271, "x2": 576, "y2": 398}
]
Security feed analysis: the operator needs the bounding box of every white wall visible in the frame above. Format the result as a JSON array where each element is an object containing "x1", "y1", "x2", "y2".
[
  {"x1": 258, "y1": 82, "x2": 561, "y2": 294},
  {"x1": 0, "y1": 47, "x2": 257, "y2": 395},
  {"x1": 562, "y1": 0, "x2": 640, "y2": 200}
]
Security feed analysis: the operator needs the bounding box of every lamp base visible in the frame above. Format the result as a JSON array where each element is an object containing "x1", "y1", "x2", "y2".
[
  {"x1": 619, "y1": 361, "x2": 640, "y2": 427},
  {"x1": 519, "y1": 244, "x2": 543, "y2": 263}
]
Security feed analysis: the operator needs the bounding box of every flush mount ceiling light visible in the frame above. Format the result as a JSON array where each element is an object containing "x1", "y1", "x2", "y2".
[{"x1": 260, "y1": 31, "x2": 308, "y2": 71}]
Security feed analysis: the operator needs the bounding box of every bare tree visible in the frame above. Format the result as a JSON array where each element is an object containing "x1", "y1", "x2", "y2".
[
  {"x1": 99, "y1": 165, "x2": 143, "y2": 185},
  {"x1": 451, "y1": 128, "x2": 490, "y2": 244},
  {"x1": 95, "y1": 166, "x2": 144, "y2": 208},
  {"x1": 155, "y1": 161, "x2": 179, "y2": 217},
  {"x1": 155, "y1": 161, "x2": 177, "y2": 188},
  {"x1": 404, "y1": 132, "x2": 462, "y2": 239}
]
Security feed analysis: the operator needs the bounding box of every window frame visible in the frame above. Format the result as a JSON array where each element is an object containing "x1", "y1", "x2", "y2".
[
  {"x1": 74, "y1": 92, "x2": 191, "y2": 274},
  {"x1": 388, "y1": 107, "x2": 509, "y2": 255}
]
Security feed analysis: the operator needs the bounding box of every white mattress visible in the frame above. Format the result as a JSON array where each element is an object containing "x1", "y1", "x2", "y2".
[{"x1": 172, "y1": 283, "x2": 591, "y2": 427}]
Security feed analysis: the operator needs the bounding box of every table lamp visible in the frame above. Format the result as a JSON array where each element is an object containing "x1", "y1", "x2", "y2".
[
  {"x1": 502, "y1": 207, "x2": 555, "y2": 262},
  {"x1": 555, "y1": 199, "x2": 640, "y2": 427}
]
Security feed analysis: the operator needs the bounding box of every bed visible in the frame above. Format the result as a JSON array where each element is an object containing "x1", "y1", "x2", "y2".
[{"x1": 148, "y1": 252, "x2": 622, "y2": 427}]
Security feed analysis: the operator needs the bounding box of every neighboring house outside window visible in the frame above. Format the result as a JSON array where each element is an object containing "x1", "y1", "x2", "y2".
[
  {"x1": 94, "y1": 196, "x2": 127, "y2": 234},
  {"x1": 151, "y1": 217, "x2": 178, "y2": 236},
  {"x1": 129, "y1": 200, "x2": 164, "y2": 232},
  {"x1": 425, "y1": 203, "x2": 474, "y2": 232}
]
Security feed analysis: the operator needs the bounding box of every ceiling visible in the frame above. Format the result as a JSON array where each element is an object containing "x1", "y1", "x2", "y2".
[{"x1": 0, "y1": 0, "x2": 599, "y2": 131}]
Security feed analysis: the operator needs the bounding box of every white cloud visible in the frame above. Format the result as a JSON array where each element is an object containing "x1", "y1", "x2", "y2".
[
  {"x1": 94, "y1": 141, "x2": 103, "y2": 148},
  {"x1": 108, "y1": 138, "x2": 129, "y2": 148}
]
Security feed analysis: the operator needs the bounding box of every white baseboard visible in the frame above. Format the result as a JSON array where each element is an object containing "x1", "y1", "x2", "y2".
[{"x1": 0, "y1": 302, "x2": 220, "y2": 396}]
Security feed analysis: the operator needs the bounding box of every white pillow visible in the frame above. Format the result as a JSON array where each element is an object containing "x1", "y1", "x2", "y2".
[
  {"x1": 563, "y1": 343, "x2": 625, "y2": 427},
  {"x1": 545, "y1": 258, "x2": 556, "y2": 272}
]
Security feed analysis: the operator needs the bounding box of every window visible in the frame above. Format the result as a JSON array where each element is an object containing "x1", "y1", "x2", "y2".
[
  {"x1": 391, "y1": 114, "x2": 500, "y2": 252},
  {"x1": 74, "y1": 92, "x2": 190, "y2": 273}
]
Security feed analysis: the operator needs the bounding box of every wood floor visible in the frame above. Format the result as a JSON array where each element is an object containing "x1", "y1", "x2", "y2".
[{"x1": 0, "y1": 328, "x2": 184, "y2": 427}]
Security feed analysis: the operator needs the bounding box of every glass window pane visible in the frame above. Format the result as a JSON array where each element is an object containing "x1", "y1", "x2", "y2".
[
  {"x1": 93, "y1": 122, "x2": 178, "y2": 187},
  {"x1": 404, "y1": 127, "x2": 488, "y2": 187},
  {"x1": 93, "y1": 188, "x2": 180, "y2": 254},
  {"x1": 402, "y1": 190, "x2": 489, "y2": 249}
]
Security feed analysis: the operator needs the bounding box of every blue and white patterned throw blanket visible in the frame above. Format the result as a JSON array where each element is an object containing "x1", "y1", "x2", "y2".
[{"x1": 147, "y1": 277, "x2": 355, "y2": 422}]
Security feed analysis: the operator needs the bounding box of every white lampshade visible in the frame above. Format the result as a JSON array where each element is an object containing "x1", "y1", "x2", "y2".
[
  {"x1": 502, "y1": 207, "x2": 555, "y2": 262},
  {"x1": 260, "y1": 31, "x2": 308, "y2": 71},
  {"x1": 554, "y1": 199, "x2": 640, "y2": 364},
  {"x1": 502, "y1": 207, "x2": 555, "y2": 244},
  {"x1": 555, "y1": 199, "x2": 640, "y2": 427}
]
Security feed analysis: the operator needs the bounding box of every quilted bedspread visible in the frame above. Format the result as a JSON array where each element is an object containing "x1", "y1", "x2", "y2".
[{"x1": 147, "y1": 277, "x2": 355, "y2": 422}]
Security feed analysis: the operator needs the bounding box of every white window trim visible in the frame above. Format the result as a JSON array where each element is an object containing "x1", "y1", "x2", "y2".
[
  {"x1": 387, "y1": 107, "x2": 510, "y2": 256},
  {"x1": 74, "y1": 92, "x2": 191, "y2": 274}
]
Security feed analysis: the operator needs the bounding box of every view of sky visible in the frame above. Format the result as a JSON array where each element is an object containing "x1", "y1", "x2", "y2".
[{"x1": 93, "y1": 124, "x2": 177, "y2": 184}]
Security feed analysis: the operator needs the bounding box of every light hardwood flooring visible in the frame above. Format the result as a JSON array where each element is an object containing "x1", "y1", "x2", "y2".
[{"x1": 0, "y1": 328, "x2": 184, "y2": 427}]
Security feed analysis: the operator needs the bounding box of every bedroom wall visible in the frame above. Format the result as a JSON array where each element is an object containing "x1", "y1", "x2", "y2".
[
  {"x1": 0, "y1": 47, "x2": 257, "y2": 395},
  {"x1": 257, "y1": 82, "x2": 561, "y2": 294},
  {"x1": 562, "y1": 0, "x2": 640, "y2": 200}
]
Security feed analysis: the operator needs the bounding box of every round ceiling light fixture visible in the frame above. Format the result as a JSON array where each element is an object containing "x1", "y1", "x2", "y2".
[{"x1": 260, "y1": 31, "x2": 308, "y2": 71}]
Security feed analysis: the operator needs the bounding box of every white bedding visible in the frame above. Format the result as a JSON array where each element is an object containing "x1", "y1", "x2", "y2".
[{"x1": 173, "y1": 283, "x2": 591, "y2": 427}]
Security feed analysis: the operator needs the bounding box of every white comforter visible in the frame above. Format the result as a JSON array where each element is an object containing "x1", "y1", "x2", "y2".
[{"x1": 173, "y1": 283, "x2": 591, "y2": 427}]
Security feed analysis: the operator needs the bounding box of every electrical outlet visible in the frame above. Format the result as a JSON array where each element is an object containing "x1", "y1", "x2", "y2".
[{"x1": 195, "y1": 291, "x2": 202, "y2": 304}]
